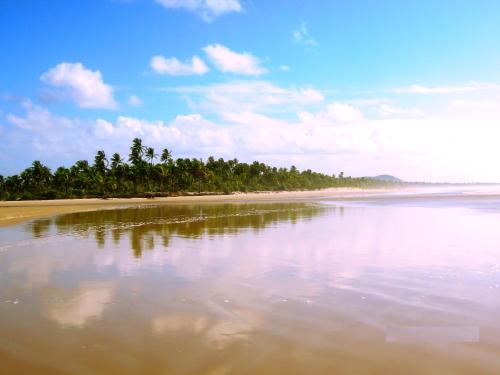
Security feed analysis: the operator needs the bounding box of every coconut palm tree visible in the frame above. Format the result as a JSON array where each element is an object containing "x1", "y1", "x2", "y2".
[
  {"x1": 54, "y1": 167, "x2": 71, "y2": 196},
  {"x1": 110, "y1": 153, "x2": 122, "y2": 169},
  {"x1": 129, "y1": 138, "x2": 145, "y2": 192},
  {"x1": 93, "y1": 150, "x2": 108, "y2": 176},
  {"x1": 72, "y1": 160, "x2": 91, "y2": 195},
  {"x1": 144, "y1": 147, "x2": 158, "y2": 191},
  {"x1": 160, "y1": 148, "x2": 172, "y2": 164},
  {"x1": 145, "y1": 147, "x2": 157, "y2": 165},
  {"x1": 92, "y1": 150, "x2": 108, "y2": 195},
  {"x1": 30, "y1": 161, "x2": 52, "y2": 195},
  {"x1": 0, "y1": 175, "x2": 4, "y2": 199},
  {"x1": 0, "y1": 137, "x2": 393, "y2": 201},
  {"x1": 129, "y1": 138, "x2": 143, "y2": 166}
]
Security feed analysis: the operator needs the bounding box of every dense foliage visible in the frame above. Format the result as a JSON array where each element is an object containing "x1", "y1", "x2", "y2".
[{"x1": 0, "y1": 138, "x2": 394, "y2": 200}]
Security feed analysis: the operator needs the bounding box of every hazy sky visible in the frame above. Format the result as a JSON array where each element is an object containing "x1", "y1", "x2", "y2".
[{"x1": 1, "y1": 0, "x2": 500, "y2": 182}]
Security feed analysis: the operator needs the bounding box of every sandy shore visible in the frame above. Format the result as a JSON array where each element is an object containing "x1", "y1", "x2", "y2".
[{"x1": 0, "y1": 188, "x2": 397, "y2": 227}]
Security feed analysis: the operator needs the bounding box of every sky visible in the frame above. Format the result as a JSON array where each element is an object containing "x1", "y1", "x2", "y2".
[{"x1": 1, "y1": 0, "x2": 500, "y2": 182}]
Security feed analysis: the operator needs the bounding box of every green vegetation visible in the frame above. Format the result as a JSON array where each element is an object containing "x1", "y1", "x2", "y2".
[{"x1": 0, "y1": 138, "x2": 396, "y2": 200}]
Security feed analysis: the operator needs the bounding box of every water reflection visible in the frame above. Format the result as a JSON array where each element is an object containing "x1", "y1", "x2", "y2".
[
  {"x1": 2, "y1": 201, "x2": 500, "y2": 374},
  {"x1": 41, "y1": 281, "x2": 116, "y2": 328},
  {"x1": 27, "y1": 203, "x2": 328, "y2": 257},
  {"x1": 152, "y1": 309, "x2": 262, "y2": 349},
  {"x1": 30, "y1": 218, "x2": 52, "y2": 238}
]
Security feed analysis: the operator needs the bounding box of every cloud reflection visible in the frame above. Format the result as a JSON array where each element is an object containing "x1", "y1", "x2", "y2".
[
  {"x1": 152, "y1": 309, "x2": 262, "y2": 349},
  {"x1": 42, "y1": 281, "x2": 115, "y2": 328}
]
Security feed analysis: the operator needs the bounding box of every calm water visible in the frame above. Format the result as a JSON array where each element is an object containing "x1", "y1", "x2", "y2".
[{"x1": 1, "y1": 190, "x2": 500, "y2": 374}]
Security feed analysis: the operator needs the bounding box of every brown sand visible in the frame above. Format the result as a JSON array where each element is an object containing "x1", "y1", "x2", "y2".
[{"x1": 0, "y1": 188, "x2": 396, "y2": 227}]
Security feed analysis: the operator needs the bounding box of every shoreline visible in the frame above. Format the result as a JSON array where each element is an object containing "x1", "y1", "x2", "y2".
[{"x1": 0, "y1": 188, "x2": 396, "y2": 227}]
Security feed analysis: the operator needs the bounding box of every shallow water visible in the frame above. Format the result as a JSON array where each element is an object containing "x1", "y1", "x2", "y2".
[{"x1": 1, "y1": 191, "x2": 500, "y2": 374}]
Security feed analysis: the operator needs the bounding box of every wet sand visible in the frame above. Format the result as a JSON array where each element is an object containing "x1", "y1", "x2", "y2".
[
  {"x1": 2, "y1": 190, "x2": 500, "y2": 374},
  {"x1": 0, "y1": 188, "x2": 396, "y2": 227}
]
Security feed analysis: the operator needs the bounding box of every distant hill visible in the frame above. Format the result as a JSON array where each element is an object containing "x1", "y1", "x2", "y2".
[{"x1": 371, "y1": 175, "x2": 403, "y2": 182}]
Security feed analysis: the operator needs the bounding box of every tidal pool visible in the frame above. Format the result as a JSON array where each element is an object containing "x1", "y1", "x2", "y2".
[{"x1": 1, "y1": 194, "x2": 500, "y2": 374}]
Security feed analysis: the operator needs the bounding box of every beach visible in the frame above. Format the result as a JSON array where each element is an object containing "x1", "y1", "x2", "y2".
[
  {"x1": 0, "y1": 188, "x2": 397, "y2": 227},
  {"x1": 2, "y1": 185, "x2": 500, "y2": 374}
]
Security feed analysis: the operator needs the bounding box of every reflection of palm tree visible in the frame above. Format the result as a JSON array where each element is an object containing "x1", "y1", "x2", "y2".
[{"x1": 46, "y1": 203, "x2": 327, "y2": 257}]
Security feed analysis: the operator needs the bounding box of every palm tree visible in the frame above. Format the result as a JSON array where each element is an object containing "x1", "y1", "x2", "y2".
[
  {"x1": 145, "y1": 147, "x2": 157, "y2": 165},
  {"x1": 93, "y1": 150, "x2": 108, "y2": 195},
  {"x1": 109, "y1": 153, "x2": 124, "y2": 194},
  {"x1": 93, "y1": 150, "x2": 108, "y2": 176},
  {"x1": 144, "y1": 147, "x2": 158, "y2": 191},
  {"x1": 54, "y1": 167, "x2": 71, "y2": 196},
  {"x1": 72, "y1": 160, "x2": 91, "y2": 194},
  {"x1": 160, "y1": 148, "x2": 173, "y2": 192},
  {"x1": 93, "y1": 173, "x2": 107, "y2": 196},
  {"x1": 31, "y1": 161, "x2": 52, "y2": 194},
  {"x1": 110, "y1": 153, "x2": 122, "y2": 170},
  {"x1": 0, "y1": 175, "x2": 4, "y2": 199},
  {"x1": 5, "y1": 175, "x2": 21, "y2": 198},
  {"x1": 0, "y1": 137, "x2": 392, "y2": 201},
  {"x1": 157, "y1": 164, "x2": 169, "y2": 193},
  {"x1": 129, "y1": 138, "x2": 144, "y2": 165},
  {"x1": 161, "y1": 148, "x2": 172, "y2": 164},
  {"x1": 129, "y1": 138, "x2": 145, "y2": 192}
]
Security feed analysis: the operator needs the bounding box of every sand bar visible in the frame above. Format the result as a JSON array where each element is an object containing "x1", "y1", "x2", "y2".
[{"x1": 0, "y1": 188, "x2": 397, "y2": 227}]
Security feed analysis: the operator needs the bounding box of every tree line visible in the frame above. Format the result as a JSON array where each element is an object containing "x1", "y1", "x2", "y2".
[{"x1": 0, "y1": 138, "x2": 395, "y2": 200}]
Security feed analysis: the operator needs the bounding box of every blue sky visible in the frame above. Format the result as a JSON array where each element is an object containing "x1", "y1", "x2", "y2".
[{"x1": 1, "y1": 0, "x2": 500, "y2": 181}]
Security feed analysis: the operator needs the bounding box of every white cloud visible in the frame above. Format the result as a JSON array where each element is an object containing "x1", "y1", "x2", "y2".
[
  {"x1": 279, "y1": 65, "x2": 291, "y2": 71},
  {"x1": 394, "y1": 82, "x2": 500, "y2": 94},
  {"x1": 299, "y1": 102, "x2": 364, "y2": 125},
  {"x1": 4, "y1": 102, "x2": 106, "y2": 163},
  {"x1": 5, "y1": 89, "x2": 500, "y2": 182},
  {"x1": 166, "y1": 80, "x2": 324, "y2": 113},
  {"x1": 350, "y1": 98, "x2": 390, "y2": 106},
  {"x1": 325, "y1": 102, "x2": 364, "y2": 123},
  {"x1": 40, "y1": 62, "x2": 117, "y2": 109},
  {"x1": 6, "y1": 100, "x2": 72, "y2": 131},
  {"x1": 203, "y1": 44, "x2": 267, "y2": 76},
  {"x1": 150, "y1": 55, "x2": 209, "y2": 76},
  {"x1": 444, "y1": 99, "x2": 500, "y2": 121},
  {"x1": 128, "y1": 95, "x2": 143, "y2": 107},
  {"x1": 293, "y1": 22, "x2": 317, "y2": 46},
  {"x1": 349, "y1": 99, "x2": 423, "y2": 118},
  {"x1": 155, "y1": 0, "x2": 242, "y2": 21},
  {"x1": 95, "y1": 114, "x2": 234, "y2": 155},
  {"x1": 377, "y1": 104, "x2": 423, "y2": 117}
]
